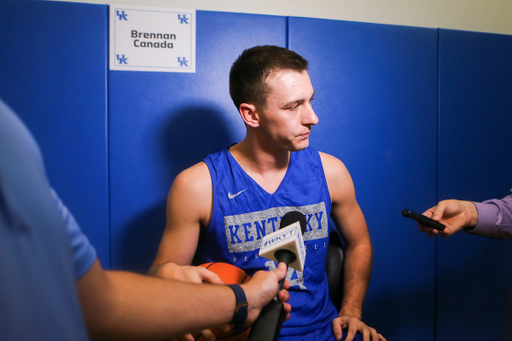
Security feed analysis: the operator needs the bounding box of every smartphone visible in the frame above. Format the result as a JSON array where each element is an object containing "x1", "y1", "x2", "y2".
[{"x1": 402, "y1": 208, "x2": 446, "y2": 231}]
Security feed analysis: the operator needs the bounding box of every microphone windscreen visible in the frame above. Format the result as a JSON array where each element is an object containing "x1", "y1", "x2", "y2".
[
  {"x1": 280, "y1": 211, "x2": 307, "y2": 234},
  {"x1": 259, "y1": 210, "x2": 307, "y2": 271}
]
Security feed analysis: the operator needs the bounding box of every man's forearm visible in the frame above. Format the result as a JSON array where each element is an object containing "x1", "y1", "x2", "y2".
[
  {"x1": 78, "y1": 260, "x2": 237, "y2": 340},
  {"x1": 78, "y1": 260, "x2": 290, "y2": 340},
  {"x1": 339, "y1": 242, "x2": 372, "y2": 319}
]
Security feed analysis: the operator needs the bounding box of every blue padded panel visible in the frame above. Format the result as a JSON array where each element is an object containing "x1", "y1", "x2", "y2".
[
  {"x1": 0, "y1": 2, "x2": 110, "y2": 266},
  {"x1": 437, "y1": 29, "x2": 512, "y2": 341},
  {"x1": 289, "y1": 18, "x2": 438, "y2": 340},
  {"x1": 109, "y1": 11, "x2": 286, "y2": 272}
]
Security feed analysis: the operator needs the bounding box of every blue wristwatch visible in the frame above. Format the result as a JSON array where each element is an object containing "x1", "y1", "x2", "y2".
[{"x1": 228, "y1": 284, "x2": 248, "y2": 332}]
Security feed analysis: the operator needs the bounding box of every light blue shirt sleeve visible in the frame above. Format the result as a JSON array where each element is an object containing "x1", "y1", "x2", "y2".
[{"x1": 51, "y1": 189, "x2": 97, "y2": 279}]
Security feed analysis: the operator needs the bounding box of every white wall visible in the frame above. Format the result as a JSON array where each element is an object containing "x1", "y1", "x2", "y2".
[{"x1": 51, "y1": 0, "x2": 512, "y2": 35}]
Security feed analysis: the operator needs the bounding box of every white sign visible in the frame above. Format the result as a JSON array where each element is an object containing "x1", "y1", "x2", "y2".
[
  {"x1": 259, "y1": 221, "x2": 306, "y2": 271},
  {"x1": 109, "y1": 5, "x2": 195, "y2": 73}
]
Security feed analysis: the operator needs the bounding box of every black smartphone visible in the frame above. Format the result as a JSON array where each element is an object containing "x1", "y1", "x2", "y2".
[{"x1": 402, "y1": 208, "x2": 446, "y2": 231}]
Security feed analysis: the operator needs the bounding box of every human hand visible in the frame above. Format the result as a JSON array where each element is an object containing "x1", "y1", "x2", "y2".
[
  {"x1": 171, "y1": 325, "x2": 231, "y2": 341},
  {"x1": 420, "y1": 200, "x2": 478, "y2": 238},
  {"x1": 241, "y1": 262, "x2": 291, "y2": 326},
  {"x1": 152, "y1": 263, "x2": 224, "y2": 340},
  {"x1": 332, "y1": 315, "x2": 386, "y2": 341},
  {"x1": 150, "y1": 262, "x2": 224, "y2": 284}
]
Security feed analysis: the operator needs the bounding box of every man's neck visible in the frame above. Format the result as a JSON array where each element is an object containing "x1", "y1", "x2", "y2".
[{"x1": 229, "y1": 139, "x2": 290, "y2": 194}]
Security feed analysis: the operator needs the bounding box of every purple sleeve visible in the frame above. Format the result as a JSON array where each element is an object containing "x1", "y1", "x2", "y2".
[{"x1": 469, "y1": 188, "x2": 512, "y2": 239}]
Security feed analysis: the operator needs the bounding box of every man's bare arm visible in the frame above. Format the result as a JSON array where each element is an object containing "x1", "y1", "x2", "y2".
[
  {"x1": 321, "y1": 152, "x2": 371, "y2": 317},
  {"x1": 78, "y1": 259, "x2": 291, "y2": 340},
  {"x1": 320, "y1": 152, "x2": 384, "y2": 341},
  {"x1": 148, "y1": 162, "x2": 214, "y2": 280}
]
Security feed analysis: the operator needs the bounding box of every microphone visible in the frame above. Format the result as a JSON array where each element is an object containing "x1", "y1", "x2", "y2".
[
  {"x1": 259, "y1": 211, "x2": 307, "y2": 272},
  {"x1": 247, "y1": 211, "x2": 307, "y2": 341}
]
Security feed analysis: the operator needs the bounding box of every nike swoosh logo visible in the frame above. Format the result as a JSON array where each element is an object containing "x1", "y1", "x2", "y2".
[{"x1": 228, "y1": 188, "x2": 247, "y2": 199}]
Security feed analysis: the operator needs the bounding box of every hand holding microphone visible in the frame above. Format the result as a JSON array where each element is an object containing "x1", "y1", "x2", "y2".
[
  {"x1": 247, "y1": 211, "x2": 307, "y2": 341},
  {"x1": 259, "y1": 210, "x2": 307, "y2": 294}
]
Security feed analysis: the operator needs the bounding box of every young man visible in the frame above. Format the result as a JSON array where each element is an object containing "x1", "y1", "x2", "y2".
[
  {"x1": 150, "y1": 45, "x2": 385, "y2": 341},
  {"x1": 0, "y1": 98, "x2": 290, "y2": 341}
]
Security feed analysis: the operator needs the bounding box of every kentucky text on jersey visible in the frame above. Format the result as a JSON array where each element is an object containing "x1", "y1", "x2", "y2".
[{"x1": 224, "y1": 202, "x2": 328, "y2": 254}]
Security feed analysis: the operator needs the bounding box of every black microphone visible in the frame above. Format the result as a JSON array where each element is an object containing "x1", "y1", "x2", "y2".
[
  {"x1": 247, "y1": 211, "x2": 307, "y2": 341},
  {"x1": 275, "y1": 211, "x2": 307, "y2": 293}
]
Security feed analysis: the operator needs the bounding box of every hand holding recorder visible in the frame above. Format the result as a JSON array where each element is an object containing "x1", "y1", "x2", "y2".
[{"x1": 405, "y1": 200, "x2": 478, "y2": 238}]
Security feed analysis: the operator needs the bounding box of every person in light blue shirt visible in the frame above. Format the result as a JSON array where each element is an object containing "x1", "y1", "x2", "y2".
[{"x1": 0, "y1": 98, "x2": 290, "y2": 340}]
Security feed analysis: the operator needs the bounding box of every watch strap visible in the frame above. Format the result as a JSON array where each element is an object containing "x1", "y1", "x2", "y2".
[{"x1": 227, "y1": 284, "x2": 248, "y2": 332}]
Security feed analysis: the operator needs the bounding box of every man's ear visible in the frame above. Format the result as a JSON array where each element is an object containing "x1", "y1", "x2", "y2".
[{"x1": 239, "y1": 103, "x2": 260, "y2": 128}]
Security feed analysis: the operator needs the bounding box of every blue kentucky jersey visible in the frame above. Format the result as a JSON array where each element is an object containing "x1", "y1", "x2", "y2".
[{"x1": 200, "y1": 146, "x2": 339, "y2": 338}]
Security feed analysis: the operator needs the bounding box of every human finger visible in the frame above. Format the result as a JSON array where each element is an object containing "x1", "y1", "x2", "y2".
[
  {"x1": 218, "y1": 324, "x2": 231, "y2": 333},
  {"x1": 198, "y1": 328, "x2": 216, "y2": 341},
  {"x1": 278, "y1": 287, "x2": 290, "y2": 303},
  {"x1": 366, "y1": 327, "x2": 379, "y2": 341},
  {"x1": 369, "y1": 327, "x2": 379, "y2": 341},
  {"x1": 196, "y1": 267, "x2": 224, "y2": 284},
  {"x1": 174, "y1": 333, "x2": 194, "y2": 341},
  {"x1": 426, "y1": 228, "x2": 439, "y2": 237},
  {"x1": 275, "y1": 262, "x2": 288, "y2": 279},
  {"x1": 331, "y1": 317, "x2": 345, "y2": 340},
  {"x1": 430, "y1": 201, "x2": 450, "y2": 221},
  {"x1": 344, "y1": 322, "x2": 358, "y2": 341},
  {"x1": 361, "y1": 326, "x2": 371, "y2": 341}
]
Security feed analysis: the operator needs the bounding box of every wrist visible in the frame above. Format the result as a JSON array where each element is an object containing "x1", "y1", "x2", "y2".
[
  {"x1": 153, "y1": 261, "x2": 178, "y2": 279},
  {"x1": 227, "y1": 284, "x2": 248, "y2": 332},
  {"x1": 148, "y1": 262, "x2": 171, "y2": 278},
  {"x1": 339, "y1": 308, "x2": 362, "y2": 320},
  {"x1": 463, "y1": 201, "x2": 479, "y2": 231}
]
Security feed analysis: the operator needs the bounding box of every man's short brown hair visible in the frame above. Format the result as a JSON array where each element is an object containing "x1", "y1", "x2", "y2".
[{"x1": 229, "y1": 45, "x2": 309, "y2": 110}]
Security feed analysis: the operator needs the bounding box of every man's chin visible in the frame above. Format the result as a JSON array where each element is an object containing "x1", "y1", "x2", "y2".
[{"x1": 291, "y1": 141, "x2": 309, "y2": 151}]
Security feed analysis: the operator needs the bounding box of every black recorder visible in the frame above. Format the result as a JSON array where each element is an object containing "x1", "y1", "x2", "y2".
[{"x1": 402, "y1": 208, "x2": 446, "y2": 231}]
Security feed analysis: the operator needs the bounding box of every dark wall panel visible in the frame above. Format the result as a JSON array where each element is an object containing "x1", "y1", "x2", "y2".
[
  {"x1": 0, "y1": 1, "x2": 110, "y2": 266},
  {"x1": 437, "y1": 29, "x2": 512, "y2": 341},
  {"x1": 288, "y1": 18, "x2": 439, "y2": 340},
  {"x1": 109, "y1": 11, "x2": 287, "y2": 272}
]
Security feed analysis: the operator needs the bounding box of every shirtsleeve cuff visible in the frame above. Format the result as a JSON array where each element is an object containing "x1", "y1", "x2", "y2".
[{"x1": 473, "y1": 201, "x2": 499, "y2": 231}]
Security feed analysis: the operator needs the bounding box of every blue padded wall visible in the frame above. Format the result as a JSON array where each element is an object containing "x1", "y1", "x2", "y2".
[
  {"x1": 0, "y1": 1, "x2": 110, "y2": 266},
  {"x1": 109, "y1": 11, "x2": 286, "y2": 272},
  {"x1": 3, "y1": 2, "x2": 512, "y2": 339},
  {"x1": 288, "y1": 18, "x2": 438, "y2": 340},
  {"x1": 437, "y1": 29, "x2": 512, "y2": 341}
]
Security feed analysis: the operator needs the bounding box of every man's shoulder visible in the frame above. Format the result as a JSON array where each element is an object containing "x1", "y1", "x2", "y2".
[
  {"x1": 316, "y1": 151, "x2": 353, "y2": 195},
  {"x1": 173, "y1": 161, "x2": 211, "y2": 192},
  {"x1": 318, "y1": 151, "x2": 345, "y2": 170}
]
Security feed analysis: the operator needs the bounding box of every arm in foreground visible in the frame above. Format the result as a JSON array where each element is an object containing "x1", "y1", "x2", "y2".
[
  {"x1": 77, "y1": 260, "x2": 290, "y2": 340},
  {"x1": 320, "y1": 153, "x2": 385, "y2": 341}
]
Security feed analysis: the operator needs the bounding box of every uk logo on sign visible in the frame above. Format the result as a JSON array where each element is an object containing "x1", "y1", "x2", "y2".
[
  {"x1": 116, "y1": 11, "x2": 128, "y2": 20},
  {"x1": 178, "y1": 14, "x2": 189, "y2": 24},
  {"x1": 116, "y1": 55, "x2": 128, "y2": 64}
]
